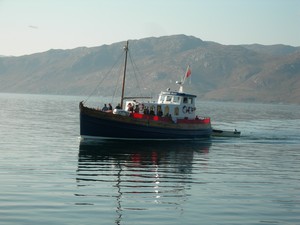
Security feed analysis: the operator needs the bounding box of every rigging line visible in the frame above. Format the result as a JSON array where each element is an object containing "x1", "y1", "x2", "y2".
[
  {"x1": 83, "y1": 51, "x2": 125, "y2": 103},
  {"x1": 111, "y1": 61, "x2": 124, "y2": 105},
  {"x1": 128, "y1": 51, "x2": 144, "y2": 97}
]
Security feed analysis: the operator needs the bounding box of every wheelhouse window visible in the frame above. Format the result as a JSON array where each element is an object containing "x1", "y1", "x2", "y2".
[
  {"x1": 166, "y1": 96, "x2": 172, "y2": 102},
  {"x1": 173, "y1": 96, "x2": 181, "y2": 103},
  {"x1": 159, "y1": 95, "x2": 164, "y2": 103},
  {"x1": 183, "y1": 97, "x2": 194, "y2": 104}
]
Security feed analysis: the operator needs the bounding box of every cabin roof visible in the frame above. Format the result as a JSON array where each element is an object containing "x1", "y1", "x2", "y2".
[{"x1": 160, "y1": 91, "x2": 197, "y2": 98}]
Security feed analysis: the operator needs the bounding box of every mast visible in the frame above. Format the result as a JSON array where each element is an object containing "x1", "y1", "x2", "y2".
[{"x1": 120, "y1": 41, "x2": 129, "y2": 109}]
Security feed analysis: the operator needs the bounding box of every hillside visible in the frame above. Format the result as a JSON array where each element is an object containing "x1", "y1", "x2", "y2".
[{"x1": 0, "y1": 35, "x2": 299, "y2": 104}]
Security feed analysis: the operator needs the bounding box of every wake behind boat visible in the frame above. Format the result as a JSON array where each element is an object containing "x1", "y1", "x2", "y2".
[{"x1": 79, "y1": 41, "x2": 212, "y2": 140}]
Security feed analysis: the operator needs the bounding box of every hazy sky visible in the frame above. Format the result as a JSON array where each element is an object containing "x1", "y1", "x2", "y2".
[{"x1": 1, "y1": 0, "x2": 299, "y2": 56}]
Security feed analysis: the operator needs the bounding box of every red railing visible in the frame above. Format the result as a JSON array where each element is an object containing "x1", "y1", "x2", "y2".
[{"x1": 130, "y1": 113, "x2": 210, "y2": 124}]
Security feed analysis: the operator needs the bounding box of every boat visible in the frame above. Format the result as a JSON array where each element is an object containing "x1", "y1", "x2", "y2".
[
  {"x1": 212, "y1": 129, "x2": 241, "y2": 137},
  {"x1": 79, "y1": 41, "x2": 212, "y2": 140}
]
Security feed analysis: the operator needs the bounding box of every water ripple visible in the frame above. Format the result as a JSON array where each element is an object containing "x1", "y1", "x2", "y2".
[{"x1": 1, "y1": 94, "x2": 300, "y2": 225}]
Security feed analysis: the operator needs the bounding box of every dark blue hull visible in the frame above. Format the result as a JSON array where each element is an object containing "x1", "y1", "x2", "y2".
[{"x1": 80, "y1": 103, "x2": 212, "y2": 140}]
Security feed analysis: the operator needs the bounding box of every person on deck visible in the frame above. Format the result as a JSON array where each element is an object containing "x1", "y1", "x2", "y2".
[
  {"x1": 115, "y1": 104, "x2": 121, "y2": 109},
  {"x1": 127, "y1": 103, "x2": 134, "y2": 112},
  {"x1": 144, "y1": 107, "x2": 149, "y2": 115},
  {"x1": 108, "y1": 103, "x2": 113, "y2": 110},
  {"x1": 134, "y1": 105, "x2": 139, "y2": 113},
  {"x1": 157, "y1": 110, "x2": 163, "y2": 117},
  {"x1": 102, "y1": 104, "x2": 108, "y2": 111}
]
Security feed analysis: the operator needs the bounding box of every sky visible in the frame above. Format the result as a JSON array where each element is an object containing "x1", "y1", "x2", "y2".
[{"x1": 0, "y1": 0, "x2": 299, "y2": 56}]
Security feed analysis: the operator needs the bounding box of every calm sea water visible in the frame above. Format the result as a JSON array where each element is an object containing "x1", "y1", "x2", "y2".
[{"x1": 0, "y1": 93, "x2": 300, "y2": 225}]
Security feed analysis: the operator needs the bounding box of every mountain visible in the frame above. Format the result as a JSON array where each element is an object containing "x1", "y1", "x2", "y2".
[{"x1": 0, "y1": 34, "x2": 299, "y2": 104}]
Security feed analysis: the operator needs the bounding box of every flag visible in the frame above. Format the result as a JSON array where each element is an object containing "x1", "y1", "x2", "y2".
[{"x1": 185, "y1": 66, "x2": 191, "y2": 78}]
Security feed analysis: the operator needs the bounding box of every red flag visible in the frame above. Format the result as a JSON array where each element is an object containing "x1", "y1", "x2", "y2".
[{"x1": 185, "y1": 67, "x2": 191, "y2": 78}]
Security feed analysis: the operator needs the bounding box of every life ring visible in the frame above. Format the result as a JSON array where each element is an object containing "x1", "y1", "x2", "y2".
[{"x1": 182, "y1": 105, "x2": 187, "y2": 114}]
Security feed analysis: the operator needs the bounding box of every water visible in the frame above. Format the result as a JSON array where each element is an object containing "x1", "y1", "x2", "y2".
[{"x1": 0, "y1": 93, "x2": 300, "y2": 225}]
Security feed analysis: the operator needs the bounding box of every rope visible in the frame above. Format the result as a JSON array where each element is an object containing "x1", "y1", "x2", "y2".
[
  {"x1": 128, "y1": 50, "x2": 144, "y2": 97},
  {"x1": 111, "y1": 61, "x2": 124, "y2": 105},
  {"x1": 82, "y1": 51, "x2": 125, "y2": 104},
  {"x1": 83, "y1": 43, "x2": 148, "y2": 105}
]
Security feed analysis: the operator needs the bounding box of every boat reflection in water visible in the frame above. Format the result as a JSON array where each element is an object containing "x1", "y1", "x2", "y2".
[{"x1": 77, "y1": 140, "x2": 211, "y2": 224}]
